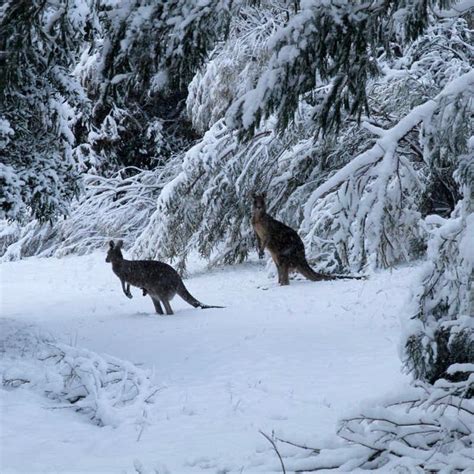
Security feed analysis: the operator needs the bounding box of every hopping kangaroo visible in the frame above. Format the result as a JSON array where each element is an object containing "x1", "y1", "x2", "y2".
[
  {"x1": 106, "y1": 240, "x2": 223, "y2": 315},
  {"x1": 252, "y1": 193, "x2": 363, "y2": 285}
]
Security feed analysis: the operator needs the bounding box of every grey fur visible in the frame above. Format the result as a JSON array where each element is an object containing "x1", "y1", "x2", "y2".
[{"x1": 106, "y1": 240, "x2": 224, "y2": 315}]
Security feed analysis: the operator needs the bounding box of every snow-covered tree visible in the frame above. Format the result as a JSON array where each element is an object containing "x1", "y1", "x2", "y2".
[
  {"x1": 133, "y1": 2, "x2": 472, "y2": 276},
  {"x1": 404, "y1": 139, "x2": 473, "y2": 387},
  {"x1": 81, "y1": 0, "x2": 244, "y2": 169},
  {"x1": 132, "y1": 120, "x2": 281, "y2": 271},
  {"x1": 0, "y1": 0, "x2": 92, "y2": 221},
  {"x1": 302, "y1": 18, "x2": 472, "y2": 271},
  {"x1": 0, "y1": 164, "x2": 178, "y2": 262},
  {"x1": 132, "y1": 4, "x2": 290, "y2": 268},
  {"x1": 226, "y1": 0, "x2": 472, "y2": 135}
]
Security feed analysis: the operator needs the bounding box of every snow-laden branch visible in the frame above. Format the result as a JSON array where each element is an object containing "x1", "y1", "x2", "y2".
[
  {"x1": 1, "y1": 333, "x2": 159, "y2": 428},
  {"x1": 0, "y1": 165, "x2": 178, "y2": 261},
  {"x1": 131, "y1": 119, "x2": 279, "y2": 270},
  {"x1": 279, "y1": 372, "x2": 474, "y2": 471},
  {"x1": 302, "y1": 70, "x2": 474, "y2": 227},
  {"x1": 435, "y1": 0, "x2": 474, "y2": 18}
]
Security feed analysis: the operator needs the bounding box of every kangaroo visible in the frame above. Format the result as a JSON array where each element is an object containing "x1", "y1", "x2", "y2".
[
  {"x1": 106, "y1": 240, "x2": 224, "y2": 315},
  {"x1": 252, "y1": 193, "x2": 364, "y2": 285}
]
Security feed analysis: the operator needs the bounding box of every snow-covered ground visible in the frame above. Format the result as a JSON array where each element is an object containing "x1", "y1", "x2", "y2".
[{"x1": 0, "y1": 253, "x2": 417, "y2": 473}]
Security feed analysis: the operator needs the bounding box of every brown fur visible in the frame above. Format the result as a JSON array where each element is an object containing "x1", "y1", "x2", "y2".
[{"x1": 251, "y1": 194, "x2": 360, "y2": 285}]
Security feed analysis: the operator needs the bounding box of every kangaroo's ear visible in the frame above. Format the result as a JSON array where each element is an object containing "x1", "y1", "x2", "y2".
[
  {"x1": 262, "y1": 192, "x2": 266, "y2": 199},
  {"x1": 251, "y1": 192, "x2": 256, "y2": 199},
  {"x1": 116, "y1": 239, "x2": 124, "y2": 249},
  {"x1": 109, "y1": 240, "x2": 115, "y2": 249}
]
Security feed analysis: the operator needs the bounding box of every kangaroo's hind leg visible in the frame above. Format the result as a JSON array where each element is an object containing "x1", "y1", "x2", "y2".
[
  {"x1": 162, "y1": 299, "x2": 174, "y2": 315},
  {"x1": 276, "y1": 263, "x2": 283, "y2": 285},
  {"x1": 279, "y1": 262, "x2": 290, "y2": 286},
  {"x1": 151, "y1": 297, "x2": 164, "y2": 315}
]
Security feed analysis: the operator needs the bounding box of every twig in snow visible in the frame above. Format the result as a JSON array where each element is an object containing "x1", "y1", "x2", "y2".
[
  {"x1": 259, "y1": 430, "x2": 286, "y2": 474},
  {"x1": 273, "y1": 436, "x2": 320, "y2": 453}
]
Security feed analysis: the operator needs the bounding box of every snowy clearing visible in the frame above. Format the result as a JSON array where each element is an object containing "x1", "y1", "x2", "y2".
[{"x1": 0, "y1": 253, "x2": 416, "y2": 473}]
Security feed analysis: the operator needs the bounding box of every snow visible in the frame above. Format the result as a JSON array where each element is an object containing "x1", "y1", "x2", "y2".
[{"x1": 0, "y1": 252, "x2": 415, "y2": 472}]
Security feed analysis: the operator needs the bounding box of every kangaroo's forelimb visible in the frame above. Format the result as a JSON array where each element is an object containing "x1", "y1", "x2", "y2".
[
  {"x1": 121, "y1": 280, "x2": 133, "y2": 299},
  {"x1": 251, "y1": 193, "x2": 367, "y2": 285},
  {"x1": 255, "y1": 233, "x2": 265, "y2": 259}
]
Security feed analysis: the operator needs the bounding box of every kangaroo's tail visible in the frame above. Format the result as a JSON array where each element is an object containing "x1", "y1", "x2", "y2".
[
  {"x1": 296, "y1": 260, "x2": 367, "y2": 281},
  {"x1": 296, "y1": 260, "x2": 335, "y2": 281},
  {"x1": 177, "y1": 281, "x2": 225, "y2": 310},
  {"x1": 332, "y1": 274, "x2": 367, "y2": 280}
]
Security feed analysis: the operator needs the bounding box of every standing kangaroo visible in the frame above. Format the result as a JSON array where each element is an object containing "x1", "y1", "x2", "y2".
[
  {"x1": 252, "y1": 193, "x2": 363, "y2": 285},
  {"x1": 106, "y1": 240, "x2": 223, "y2": 315}
]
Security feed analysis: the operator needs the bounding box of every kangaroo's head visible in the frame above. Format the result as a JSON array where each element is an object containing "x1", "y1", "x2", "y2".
[
  {"x1": 252, "y1": 192, "x2": 267, "y2": 217},
  {"x1": 106, "y1": 240, "x2": 124, "y2": 263}
]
